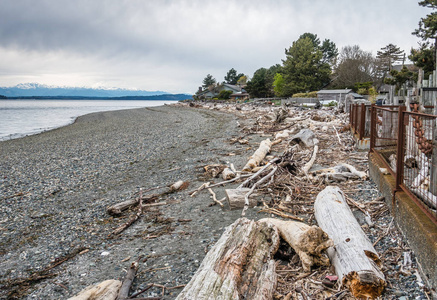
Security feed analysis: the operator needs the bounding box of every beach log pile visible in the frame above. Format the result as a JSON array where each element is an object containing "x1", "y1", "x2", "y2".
[{"x1": 176, "y1": 217, "x2": 332, "y2": 300}]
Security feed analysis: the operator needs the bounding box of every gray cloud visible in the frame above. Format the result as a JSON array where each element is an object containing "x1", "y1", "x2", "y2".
[{"x1": 0, "y1": 0, "x2": 429, "y2": 93}]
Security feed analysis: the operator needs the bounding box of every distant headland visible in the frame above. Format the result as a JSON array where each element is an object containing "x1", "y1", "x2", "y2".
[{"x1": 0, "y1": 83, "x2": 192, "y2": 100}]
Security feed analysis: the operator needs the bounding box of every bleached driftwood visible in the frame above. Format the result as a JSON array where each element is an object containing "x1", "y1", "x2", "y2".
[
  {"x1": 310, "y1": 163, "x2": 367, "y2": 183},
  {"x1": 243, "y1": 166, "x2": 277, "y2": 216},
  {"x1": 222, "y1": 167, "x2": 236, "y2": 180},
  {"x1": 106, "y1": 193, "x2": 158, "y2": 216},
  {"x1": 302, "y1": 145, "x2": 318, "y2": 174},
  {"x1": 274, "y1": 129, "x2": 295, "y2": 140},
  {"x1": 242, "y1": 139, "x2": 272, "y2": 172},
  {"x1": 225, "y1": 188, "x2": 257, "y2": 210},
  {"x1": 169, "y1": 180, "x2": 189, "y2": 192},
  {"x1": 68, "y1": 280, "x2": 122, "y2": 300},
  {"x1": 314, "y1": 186, "x2": 386, "y2": 299},
  {"x1": 176, "y1": 218, "x2": 279, "y2": 300},
  {"x1": 259, "y1": 218, "x2": 332, "y2": 272},
  {"x1": 290, "y1": 129, "x2": 318, "y2": 148}
]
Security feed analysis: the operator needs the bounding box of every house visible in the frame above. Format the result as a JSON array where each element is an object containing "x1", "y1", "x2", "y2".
[
  {"x1": 229, "y1": 92, "x2": 249, "y2": 101},
  {"x1": 197, "y1": 83, "x2": 245, "y2": 100},
  {"x1": 317, "y1": 89, "x2": 353, "y2": 103}
]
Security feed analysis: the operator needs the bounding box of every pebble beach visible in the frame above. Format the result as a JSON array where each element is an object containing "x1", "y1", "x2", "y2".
[{"x1": 0, "y1": 103, "x2": 430, "y2": 299}]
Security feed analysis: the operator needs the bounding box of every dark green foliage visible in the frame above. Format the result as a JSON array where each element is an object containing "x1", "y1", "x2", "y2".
[
  {"x1": 202, "y1": 74, "x2": 217, "y2": 89},
  {"x1": 0, "y1": 95, "x2": 6, "y2": 99},
  {"x1": 376, "y1": 44, "x2": 405, "y2": 72},
  {"x1": 224, "y1": 68, "x2": 244, "y2": 85},
  {"x1": 353, "y1": 82, "x2": 373, "y2": 92},
  {"x1": 217, "y1": 90, "x2": 233, "y2": 100},
  {"x1": 412, "y1": 0, "x2": 437, "y2": 70},
  {"x1": 246, "y1": 64, "x2": 282, "y2": 98},
  {"x1": 409, "y1": 45, "x2": 435, "y2": 76},
  {"x1": 384, "y1": 66, "x2": 416, "y2": 91},
  {"x1": 281, "y1": 35, "x2": 332, "y2": 96}
]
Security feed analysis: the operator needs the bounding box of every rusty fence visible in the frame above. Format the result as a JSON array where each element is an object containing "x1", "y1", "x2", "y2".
[
  {"x1": 370, "y1": 104, "x2": 437, "y2": 224},
  {"x1": 349, "y1": 103, "x2": 371, "y2": 140}
]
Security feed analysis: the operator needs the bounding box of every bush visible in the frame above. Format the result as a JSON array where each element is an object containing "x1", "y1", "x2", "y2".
[
  {"x1": 218, "y1": 90, "x2": 233, "y2": 100},
  {"x1": 292, "y1": 91, "x2": 318, "y2": 98}
]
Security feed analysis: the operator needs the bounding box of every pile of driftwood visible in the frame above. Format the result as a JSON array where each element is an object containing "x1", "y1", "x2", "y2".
[
  {"x1": 174, "y1": 104, "x2": 387, "y2": 298},
  {"x1": 69, "y1": 103, "x2": 388, "y2": 299}
]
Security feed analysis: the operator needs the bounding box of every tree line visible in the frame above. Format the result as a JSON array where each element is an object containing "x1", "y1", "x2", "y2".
[{"x1": 197, "y1": 0, "x2": 437, "y2": 99}]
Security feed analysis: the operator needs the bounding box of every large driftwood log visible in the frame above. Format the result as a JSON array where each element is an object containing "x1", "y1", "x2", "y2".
[
  {"x1": 242, "y1": 139, "x2": 272, "y2": 172},
  {"x1": 259, "y1": 218, "x2": 332, "y2": 272},
  {"x1": 68, "y1": 280, "x2": 122, "y2": 300},
  {"x1": 176, "y1": 218, "x2": 280, "y2": 300},
  {"x1": 314, "y1": 186, "x2": 386, "y2": 299}
]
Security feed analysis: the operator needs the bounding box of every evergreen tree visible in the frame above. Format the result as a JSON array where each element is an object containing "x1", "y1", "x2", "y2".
[
  {"x1": 224, "y1": 68, "x2": 244, "y2": 85},
  {"x1": 281, "y1": 36, "x2": 332, "y2": 96},
  {"x1": 376, "y1": 44, "x2": 405, "y2": 72},
  {"x1": 202, "y1": 74, "x2": 216, "y2": 89}
]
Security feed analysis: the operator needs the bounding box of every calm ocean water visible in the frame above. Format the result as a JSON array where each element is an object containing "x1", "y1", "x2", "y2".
[{"x1": 0, "y1": 99, "x2": 177, "y2": 141}]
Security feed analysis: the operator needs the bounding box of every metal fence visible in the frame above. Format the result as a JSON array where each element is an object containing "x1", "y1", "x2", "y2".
[
  {"x1": 369, "y1": 104, "x2": 437, "y2": 224},
  {"x1": 350, "y1": 103, "x2": 372, "y2": 140}
]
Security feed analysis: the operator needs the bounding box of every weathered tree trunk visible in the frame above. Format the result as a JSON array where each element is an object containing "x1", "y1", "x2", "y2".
[
  {"x1": 68, "y1": 280, "x2": 122, "y2": 300},
  {"x1": 242, "y1": 139, "x2": 272, "y2": 172},
  {"x1": 314, "y1": 186, "x2": 386, "y2": 299},
  {"x1": 225, "y1": 188, "x2": 257, "y2": 210},
  {"x1": 176, "y1": 218, "x2": 279, "y2": 300},
  {"x1": 259, "y1": 218, "x2": 332, "y2": 272}
]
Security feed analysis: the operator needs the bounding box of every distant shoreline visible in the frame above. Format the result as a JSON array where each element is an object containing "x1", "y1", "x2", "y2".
[{"x1": 1, "y1": 94, "x2": 192, "y2": 101}]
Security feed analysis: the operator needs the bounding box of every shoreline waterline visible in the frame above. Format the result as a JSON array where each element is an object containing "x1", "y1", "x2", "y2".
[{"x1": 0, "y1": 99, "x2": 178, "y2": 141}]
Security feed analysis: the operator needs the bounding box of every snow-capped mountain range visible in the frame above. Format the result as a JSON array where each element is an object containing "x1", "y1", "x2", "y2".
[{"x1": 0, "y1": 83, "x2": 170, "y2": 98}]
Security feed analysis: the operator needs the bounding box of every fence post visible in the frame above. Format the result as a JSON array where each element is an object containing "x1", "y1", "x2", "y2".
[
  {"x1": 359, "y1": 103, "x2": 365, "y2": 140},
  {"x1": 395, "y1": 106, "x2": 407, "y2": 190},
  {"x1": 354, "y1": 104, "x2": 359, "y2": 134},
  {"x1": 370, "y1": 104, "x2": 375, "y2": 152}
]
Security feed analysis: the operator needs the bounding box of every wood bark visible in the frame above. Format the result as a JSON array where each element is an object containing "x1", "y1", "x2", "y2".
[
  {"x1": 176, "y1": 218, "x2": 280, "y2": 300},
  {"x1": 242, "y1": 139, "x2": 272, "y2": 172},
  {"x1": 225, "y1": 188, "x2": 257, "y2": 210},
  {"x1": 68, "y1": 280, "x2": 122, "y2": 300},
  {"x1": 259, "y1": 218, "x2": 332, "y2": 272},
  {"x1": 116, "y1": 261, "x2": 139, "y2": 300},
  {"x1": 314, "y1": 186, "x2": 386, "y2": 299}
]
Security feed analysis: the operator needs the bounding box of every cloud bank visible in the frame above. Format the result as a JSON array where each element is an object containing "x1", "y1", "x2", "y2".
[{"x1": 0, "y1": 0, "x2": 429, "y2": 93}]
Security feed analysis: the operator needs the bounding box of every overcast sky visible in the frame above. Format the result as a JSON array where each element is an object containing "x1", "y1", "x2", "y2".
[{"x1": 0, "y1": 0, "x2": 430, "y2": 94}]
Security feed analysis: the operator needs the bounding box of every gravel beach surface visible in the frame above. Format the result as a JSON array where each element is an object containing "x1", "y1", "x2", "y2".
[
  {"x1": 1, "y1": 105, "x2": 264, "y2": 299},
  {"x1": 0, "y1": 103, "x2": 431, "y2": 299}
]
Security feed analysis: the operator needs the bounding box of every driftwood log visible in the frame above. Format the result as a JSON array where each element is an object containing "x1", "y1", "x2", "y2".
[
  {"x1": 310, "y1": 163, "x2": 367, "y2": 183},
  {"x1": 259, "y1": 218, "x2": 332, "y2": 272},
  {"x1": 68, "y1": 280, "x2": 122, "y2": 300},
  {"x1": 225, "y1": 188, "x2": 257, "y2": 210},
  {"x1": 314, "y1": 186, "x2": 386, "y2": 299},
  {"x1": 176, "y1": 218, "x2": 279, "y2": 300},
  {"x1": 242, "y1": 139, "x2": 272, "y2": 172}
]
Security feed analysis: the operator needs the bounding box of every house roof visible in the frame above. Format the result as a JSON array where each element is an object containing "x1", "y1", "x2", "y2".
[
  {"x1": 350, "y1": 92, "x2": 364, "y2": 98},
  {"x1": 317, "y1": 89, "x2": 352, "y2": 94}
]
